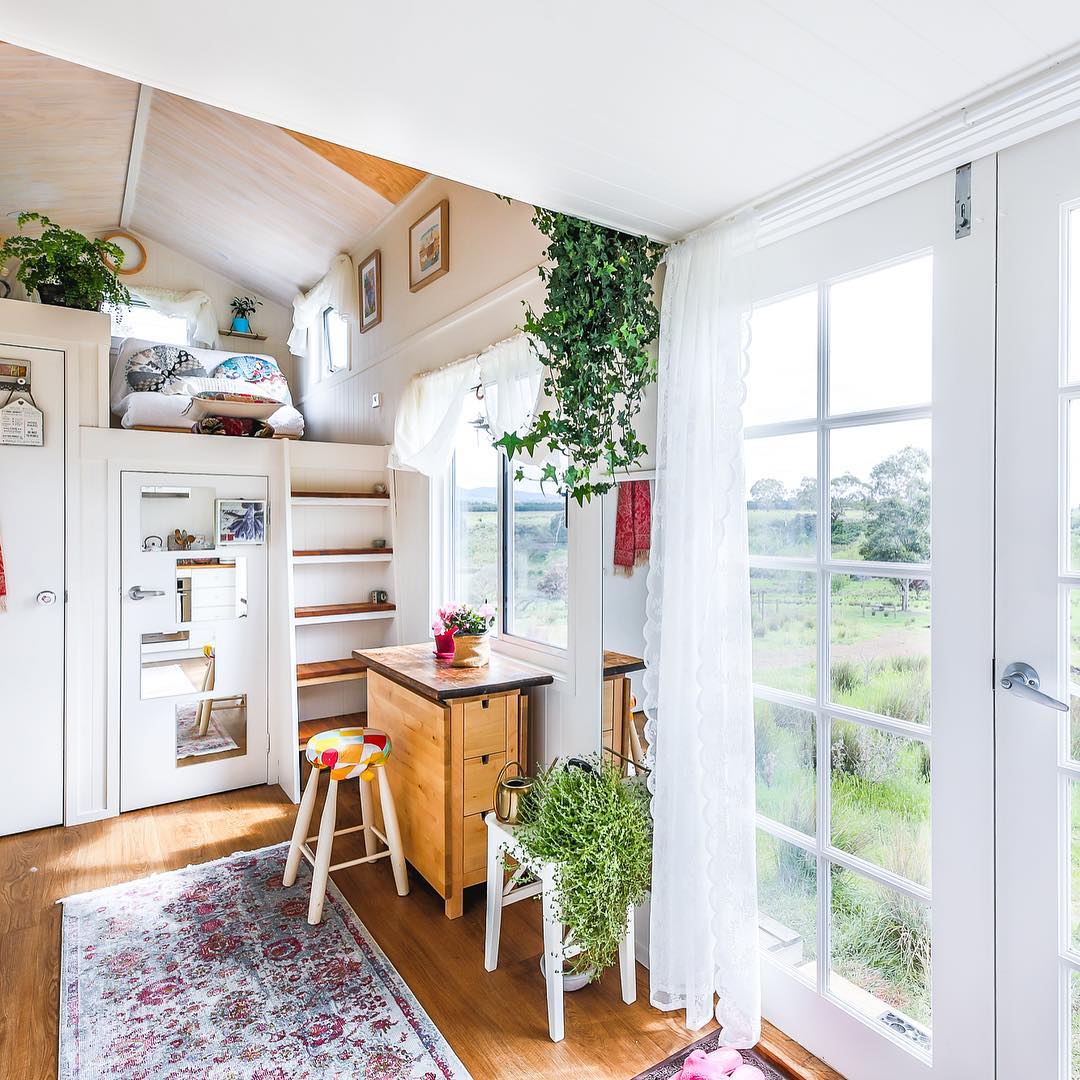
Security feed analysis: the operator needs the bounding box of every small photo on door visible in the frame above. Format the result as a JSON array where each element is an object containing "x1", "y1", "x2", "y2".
[{"x1": 216, "y1": 499, "x2": 266, "y2": 546}]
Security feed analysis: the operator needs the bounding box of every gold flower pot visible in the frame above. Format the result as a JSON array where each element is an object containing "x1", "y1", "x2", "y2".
[{"x1": 451, "y1": 632, "x2": 490, "y2": 668}]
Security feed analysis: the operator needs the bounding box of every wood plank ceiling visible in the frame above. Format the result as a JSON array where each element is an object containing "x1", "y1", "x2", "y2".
[{"x1": 0, "y1": 41, "x2": 426, "y2": 305}]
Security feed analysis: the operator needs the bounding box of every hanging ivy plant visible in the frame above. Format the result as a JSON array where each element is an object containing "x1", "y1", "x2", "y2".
[{"x1": 494, "y1": 205, "x2": 665, "y2": 503}]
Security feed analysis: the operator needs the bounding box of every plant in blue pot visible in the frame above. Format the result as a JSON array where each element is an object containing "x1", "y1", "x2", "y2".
[{"x1": 229, "y1": 295, "x2": 261, "y2": 335}]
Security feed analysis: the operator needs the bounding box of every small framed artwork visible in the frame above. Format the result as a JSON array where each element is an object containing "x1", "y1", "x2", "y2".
[
  {"x1": 408, "y1": 199, "x2": 450, "y2": 292},
  {"x1": 216, "y1": 499, "x2": 267, "y2": 546},
  {"x1": 358, "y1": 249, "x2": 382, "y2": 332}
]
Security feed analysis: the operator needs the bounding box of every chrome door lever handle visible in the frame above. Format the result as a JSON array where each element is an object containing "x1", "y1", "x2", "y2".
[
  {"x1": 999, "y1": 661, "x2": 1069, "y2": 712},
  {"x1": 128, "y1": 585, "x2": 166, "y2": 601}
]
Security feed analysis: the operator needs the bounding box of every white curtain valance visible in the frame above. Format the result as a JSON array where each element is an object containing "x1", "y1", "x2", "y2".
[
  {"x1": 390, "y1": 332, "x2": 544, "y2": 476},
  {"x1": 287, "y1": 254, "x2": 358, "y2": 358},
  {"x1": 643, "y1": 217, "x2": 761, "y2": 1042},
  {"x1": 131, "y1": 286, "x2": 218, "y2": 349}
]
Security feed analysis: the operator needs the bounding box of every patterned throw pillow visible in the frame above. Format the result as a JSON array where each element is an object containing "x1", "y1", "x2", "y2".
[
  {"x1": 213, "y1": 354, "x2": 290, "y2": 402},
  {"x1": 125, "y1": 345, "x2": 207, "y2": 394}
]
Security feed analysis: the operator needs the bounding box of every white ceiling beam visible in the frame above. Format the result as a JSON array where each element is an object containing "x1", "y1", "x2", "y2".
[{"x1": 119, "y1": 84, "x2": 152, "y2": 228}]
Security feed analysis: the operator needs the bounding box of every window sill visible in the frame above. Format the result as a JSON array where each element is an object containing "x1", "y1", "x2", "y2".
[{"x1": 492, "y1": 635, "x2": 569, "y2": 678}]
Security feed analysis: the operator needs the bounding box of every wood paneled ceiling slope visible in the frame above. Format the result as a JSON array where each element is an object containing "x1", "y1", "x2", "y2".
[{"x1": 0, "y1": 41, "x2": 426, "y2": 304}]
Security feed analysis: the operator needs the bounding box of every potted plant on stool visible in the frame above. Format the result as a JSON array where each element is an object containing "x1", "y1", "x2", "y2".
[
  {"x1": 433, "y1": 602, "x2": 496, "y2": 667},
  {"x1": 516, "y1": 755, "x2": 652, "y2": 988},
  {"x1": 0, "y1": 212, "x2": 131, "y2": 311}
]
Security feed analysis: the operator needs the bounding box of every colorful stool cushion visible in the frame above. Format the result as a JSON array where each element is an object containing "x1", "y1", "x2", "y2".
[{"x1": 305, "y1": 727, "x2": 391, "y2": 782}]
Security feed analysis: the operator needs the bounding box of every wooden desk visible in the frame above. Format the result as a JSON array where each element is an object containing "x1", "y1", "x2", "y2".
[
  {"x1": 354, "y1": 643, "x2": 554, "y2": 919},
  {"x1": 603, "y1": 650, "x2": 645, "y2": 770}
]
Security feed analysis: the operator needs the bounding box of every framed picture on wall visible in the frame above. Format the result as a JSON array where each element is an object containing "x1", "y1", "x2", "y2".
[
  {"x1": 408, "y1": 199, "x2": 450, "y2": 292},
  {"x1": 216, "y1": 499, "x2": 266, "y2": 546},
  {"x1": 358, "y1": 249, "x2": 382, "y2": 332}
]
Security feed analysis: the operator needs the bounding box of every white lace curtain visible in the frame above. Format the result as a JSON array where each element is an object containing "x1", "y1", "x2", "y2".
[
  {"x1": 287, "y1": 253, "x2": 358, "y2": 358},
  {"x1": 390, "y1": 332, "x2": 543, "y2": 475},
  {"x1": 131, "y1": 286, "x2": 218, "y2": 349},
  {"x1": 643, "y1": 218, "x2": 761, "y2": 1042}
]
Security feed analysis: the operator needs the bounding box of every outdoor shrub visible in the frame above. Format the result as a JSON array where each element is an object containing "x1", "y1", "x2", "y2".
[{"x1": 831, "y1": 659, "x2": 863, "y2": 697}]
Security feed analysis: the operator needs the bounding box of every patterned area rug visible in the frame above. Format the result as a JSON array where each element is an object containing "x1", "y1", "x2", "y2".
[
  {"x1": 632, "y1": 1029, "x2": 791, "y2": 1080},
  {"x1": 175, "y1": 703, "x2": 239, "y2": 759},
  {"x1": 60, "y1": 843, "x2": 471, "y2": 1079}
]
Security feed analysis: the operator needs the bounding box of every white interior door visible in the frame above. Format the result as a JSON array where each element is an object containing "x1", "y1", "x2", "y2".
[
  {"x1": 120, "y1": 471, "x2": 268, "y2": 811},
  {"x1": 0, "y1": 343, "x2": 64, "y2": 835},
  {"x1": 996, "y1": 117, "x2": 1080, "y2": 1079},
  {"x1": 745, "y1": 162, "x2": 996, "y2": 1078}
]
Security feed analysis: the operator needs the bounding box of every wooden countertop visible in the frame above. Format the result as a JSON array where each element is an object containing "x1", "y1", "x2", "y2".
[
  {"x1": 604, "y1": 650, "x2": 645, "y2": 677},
  {"x1": 354, "y1": 642, "x2": 555, "y2": 703}
]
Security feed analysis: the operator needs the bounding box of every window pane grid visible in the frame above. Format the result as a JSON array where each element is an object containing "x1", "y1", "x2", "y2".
[{"x1": 748, "y1": 253, "x2": 934, "y2": 1054}]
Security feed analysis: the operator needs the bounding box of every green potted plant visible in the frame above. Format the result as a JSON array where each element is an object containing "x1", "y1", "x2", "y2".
[
  {"x1": 515, "y1": 755, "x2": 652, "y2": 986},
  {"x1": 494, "y1": 205, "x2": 665, "y2": 503},
  {"x1": 433, "y1": 602, "x2": 496, "y2": 667},
  {"x1": 0, "y1": 212, "x2": 131, "y2": 311},
  {"x1": 229, "y1": 295, "x2": 262, "y2": 334}
]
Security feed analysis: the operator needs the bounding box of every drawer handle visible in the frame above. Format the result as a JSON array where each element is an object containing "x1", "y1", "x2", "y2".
[
  {"x1": 481, "y1": 754, "x2": 490, "y2": 765},
  {"x1": 482, "y1": 698, "x2": 490, "y2": 709}
]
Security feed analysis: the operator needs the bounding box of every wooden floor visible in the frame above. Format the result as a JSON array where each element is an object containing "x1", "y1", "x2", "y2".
[{"x1": 0, "y1": 783, "x2": 844, "y2": 1080}]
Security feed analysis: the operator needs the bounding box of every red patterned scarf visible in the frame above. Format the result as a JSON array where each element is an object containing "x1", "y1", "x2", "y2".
[
  {"x1": 614, "y1": 479, "x2": 651, "y2": 575},
  {"x1": 0, "y1": 530, "x2": 6, "y2": 612}
]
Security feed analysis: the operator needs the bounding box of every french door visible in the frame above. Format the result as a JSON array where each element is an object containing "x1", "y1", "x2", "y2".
[
  {"x1": 996, "y1": 118, "x2": 1080, "y2": 1078},
  {"x1": 746, "y1": 162, "x2": 997, "y2": 1078}
]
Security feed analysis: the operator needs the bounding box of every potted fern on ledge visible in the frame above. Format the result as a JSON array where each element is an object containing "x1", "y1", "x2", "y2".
[
  {"x1": 515, "y1": 755, "x2": 652, "y2": 988},
  {"x1": 0, "y1": 212, "x2": 131, "y2": 311}
]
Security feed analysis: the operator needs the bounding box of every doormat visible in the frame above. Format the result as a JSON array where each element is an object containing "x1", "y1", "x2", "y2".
[
  {"x1": 59, "y1": 843, "x2": 471, "y2": 1079},
  {"x1": 631, "y1": 1029, "x2": 792, "y2": 1080},
  {"x1": 175, "y1": 702, "x2": 239, "y2": 759}
]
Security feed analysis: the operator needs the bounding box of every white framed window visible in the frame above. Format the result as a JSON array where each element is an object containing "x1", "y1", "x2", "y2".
[
  {"x1": 321, "y1": 306, "x2": 349, "y2": 374},
  {"x1": 442, "y1": 389, "x2": 569, "y2": 655},
  {"x1": 109, "y1": 300, "x2": 188, "y2": 345}
]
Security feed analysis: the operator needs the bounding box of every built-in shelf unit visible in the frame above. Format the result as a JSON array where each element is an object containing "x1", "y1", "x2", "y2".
[{"x1": 283, "y1": 443, "x2": 399, "y2": 758}]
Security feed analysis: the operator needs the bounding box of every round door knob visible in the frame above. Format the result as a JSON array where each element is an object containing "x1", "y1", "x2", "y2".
[{"x1": 36, "y1": 590, "x2": 57, "y2": 606}]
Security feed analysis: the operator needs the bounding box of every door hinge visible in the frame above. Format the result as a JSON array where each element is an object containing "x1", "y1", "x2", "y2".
[{"x1": 955, "y1": 163, "x2": 972, "y2": 238}]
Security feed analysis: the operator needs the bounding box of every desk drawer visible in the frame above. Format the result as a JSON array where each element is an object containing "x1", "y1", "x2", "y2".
[
  {"x1": 463, "y1": 696, "x2": 507, "y2": 758},
  {"x1": 464, "y1": 752, "x2": 505, "y2": 816},
  {"x1": 464, "y1": 813, "x2": 488, "y2": 874}
]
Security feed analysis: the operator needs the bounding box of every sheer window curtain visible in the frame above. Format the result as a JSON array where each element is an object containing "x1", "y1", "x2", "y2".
[
  {"x1": 130, "y1": 286, "x2": 219, "y2": 349},
  {"x1": 390, "y1": 332, "x2": 544, "y2": 476},
  {"x1": 287, "y1": 253, "x2": 359, "y2": 359},
  {"x1": 643, "y1": 218, "x2": 760, "y2": 1042}
]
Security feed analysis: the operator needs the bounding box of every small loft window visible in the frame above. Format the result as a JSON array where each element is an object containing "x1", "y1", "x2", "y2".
[
  {"x1": 110, "y1": 300, "x2": 188, "y2": 345},
  {"x1": 323, "y1": 307, "x2": 349, "y2": 373}
]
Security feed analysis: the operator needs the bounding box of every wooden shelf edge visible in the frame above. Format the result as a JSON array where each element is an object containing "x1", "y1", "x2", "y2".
[
  {"x1": 293, "y1": 547, "x2": 393, "y2": 557},
  {"x1": 291, "y1": 490, "x2": 388, "y2": 500},
  {"x1": 294, "y1": 602, "x2": 396, "y2": 619},
  {"x1": 296, "y1": 658, "x2": 369, "y2": 687}
]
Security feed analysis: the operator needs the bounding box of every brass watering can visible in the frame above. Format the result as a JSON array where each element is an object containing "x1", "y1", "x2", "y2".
[{"x1": 493, "y1": 760, "x2": 533, "y2": 825}]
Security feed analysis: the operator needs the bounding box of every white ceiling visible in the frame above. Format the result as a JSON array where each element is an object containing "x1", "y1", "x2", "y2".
[{"x1": 4, "y1": 1, "x2": 1080, "y2": 241}]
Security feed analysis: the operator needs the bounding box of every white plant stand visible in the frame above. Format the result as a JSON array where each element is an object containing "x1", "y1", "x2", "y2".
[{"x1": 483, "y1": 812, "x2": 636, "y2": 1042}]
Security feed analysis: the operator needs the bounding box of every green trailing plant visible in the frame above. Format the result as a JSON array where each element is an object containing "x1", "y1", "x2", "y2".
[
  {"x1": 0, "y1": 212, "x2": 131, "y2": 311},
  {"x1": 515, "y1": 756, "x2": 652, "y2": 979},
  {"x1": 494, "y1": 205, "x2": 665, "y2": 503}
]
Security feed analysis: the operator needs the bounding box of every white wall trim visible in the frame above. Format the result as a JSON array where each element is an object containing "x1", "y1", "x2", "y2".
[
  {"x1": 721, "y1": 47, "x2": 1080, "y2": 245},
  {"x1": 120, "y1": 84, "x2": 152, "y2": 228}
]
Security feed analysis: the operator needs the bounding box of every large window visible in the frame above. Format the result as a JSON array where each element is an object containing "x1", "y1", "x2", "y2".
[
  {"x1": 747, "y1": 253, "x2": 933, "y2": 1056},
  {"x1": 447, "y1": 391, "x2": 568, "y2": 651}
]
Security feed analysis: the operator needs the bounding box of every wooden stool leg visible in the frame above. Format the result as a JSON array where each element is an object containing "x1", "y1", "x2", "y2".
[
  {"x1": 376, "y1": 766, "x2": 409, "y2": 897},
  {"x1": 619, "y1": 903, "x2": 637, "y2": 1004},
  {"x1": 484, "y1": 817, "x2": 503, "y2": 971},
  {"x1": 283, "y1": 766, "x2": 320, "y2": 887},
  {"x1": 540, "y1": 865, "x2": 565, "y2": 1042},
  {"x1": 307, "y1": 777, "x2": 339, "y2": 925},
  {"x1": 358, "y1": 775, "x2": 378, "y2": 858}
]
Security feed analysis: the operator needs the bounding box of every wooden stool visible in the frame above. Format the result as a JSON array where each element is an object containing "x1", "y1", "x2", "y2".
[
  {"x1": 283, "y1": 725, "x2": 409, "y2": 924},
  {"x1": 483, "y1": 812, "x2": 636, "y2": 1042}
]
